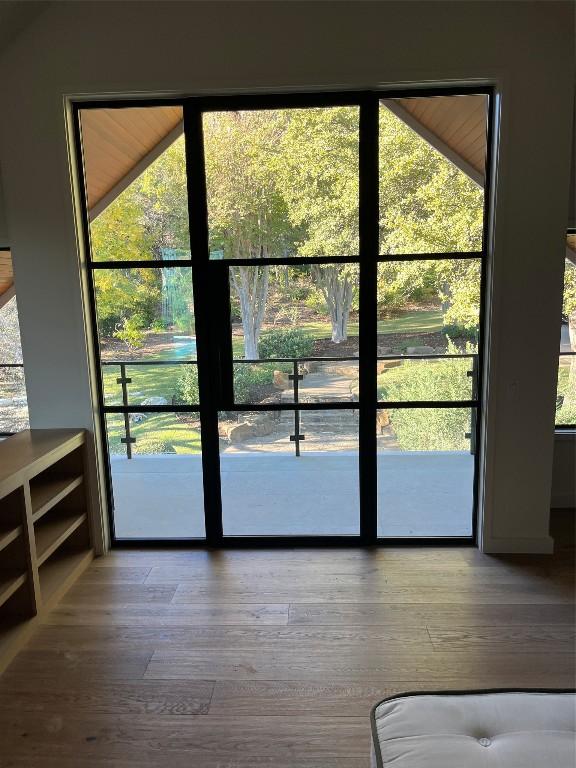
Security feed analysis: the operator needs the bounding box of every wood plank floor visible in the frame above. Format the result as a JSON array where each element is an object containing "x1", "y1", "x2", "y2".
[{"x1": 0, "y1": 514, "x2": 574, "y2": 767}]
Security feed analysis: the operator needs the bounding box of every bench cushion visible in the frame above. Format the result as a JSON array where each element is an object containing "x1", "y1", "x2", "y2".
[{"x1": 371, "y1": 690, "x2": 576, "y2": 767}]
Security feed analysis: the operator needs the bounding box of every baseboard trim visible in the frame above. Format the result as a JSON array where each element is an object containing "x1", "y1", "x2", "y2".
[{"x1": 481, "y1": 535, "x2": 555, "y2": 554}]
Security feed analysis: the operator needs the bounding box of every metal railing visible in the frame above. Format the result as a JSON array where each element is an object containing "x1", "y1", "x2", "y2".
[{"x1": 101, "y1": 352, "x2": 479, "y2": 459}]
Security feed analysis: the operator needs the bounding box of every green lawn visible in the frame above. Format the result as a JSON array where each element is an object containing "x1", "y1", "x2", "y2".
[
  {"x1": 107, "y1": 412, "x2": 201, "y2": 456},
  {"x1": 231, "y1": 309, "x2": 443, "y2": 356}
]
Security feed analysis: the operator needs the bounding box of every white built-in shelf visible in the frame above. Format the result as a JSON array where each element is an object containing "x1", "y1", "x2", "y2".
[
  {"x1": 0, "y1": 571, "x2": 27, "y2": 609},
  {"x1": 39, "y1": 549, "x2": 93, "y2": 607},
  {"x1": 0, "y1": 429, "x2": 93, "y2": 674},
  {"x1": 35, "y1": 511, "x2": 87, "y2": 567},
  {"x1": 31, "y1": 475, "x2": 84, "y2": 523},
  {"x1": 0, "y1": 523, "x2": 23, "y2": 554}
]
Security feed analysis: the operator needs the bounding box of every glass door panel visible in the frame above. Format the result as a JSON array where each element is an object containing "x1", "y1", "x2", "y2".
[
  {"x1": 377, "y1": 407, "x2": 476, "y2": 537},
  {"x1": 219, "y1": 409, "x2": 359, "y2": 536}
]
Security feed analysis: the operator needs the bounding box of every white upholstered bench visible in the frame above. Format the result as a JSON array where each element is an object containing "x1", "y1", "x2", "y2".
[{"x1": 371, "y1": 689, "x2": 576, "y2": 767}]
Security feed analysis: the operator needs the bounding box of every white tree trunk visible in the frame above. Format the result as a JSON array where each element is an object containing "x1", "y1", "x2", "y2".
[
  {"x1": 312, "y1": 265, "x2": 354, "y2": 343},
  {"x1": 230, "y1": 261, "x2": 270, "y2": 360}
]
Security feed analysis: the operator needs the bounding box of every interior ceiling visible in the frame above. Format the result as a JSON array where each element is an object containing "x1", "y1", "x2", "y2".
[{"x1": 0, "y1": 1, "x2": 50, "y2": 61}]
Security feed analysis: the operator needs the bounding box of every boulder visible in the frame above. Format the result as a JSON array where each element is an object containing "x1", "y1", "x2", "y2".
[
  {"x1": 227, "y1": 422, "x2": 255, "y2": 443},
  {"x1": 406, "y1": 346, "x2": 435, "y2": 355},
  {"x1": 378, "y1": 359, "x2": 402, "y2": 372},
  {"x1": 246, "y1": 413, "x2": 276, "y2": 437},
  {"x1": 273, "y1": 370, "x2": 290, "y2": 390},
  {"x1": 141, "y1": 396, "x2": 168, "y2": 405},
  {"x1": 376, "y1": 409, "x2": 391, "y2": 434}
]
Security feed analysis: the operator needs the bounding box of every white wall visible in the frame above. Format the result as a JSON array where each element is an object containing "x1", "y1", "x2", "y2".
[
  {"x1": 0, "y1": 0, "x2": 573, "y2": 553},
  {"x1": 0, "y1": 168, "x2": 8, "y2": 246},
  {"x1": 552, "y1": 434, "x2": 576, "y2": 509}
]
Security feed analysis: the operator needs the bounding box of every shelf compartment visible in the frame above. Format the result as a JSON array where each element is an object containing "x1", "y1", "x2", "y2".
[
  {"x1": 39, "y1": 549, "x2": 93, "y2": 608},
  {"x1": 31, "y1": 475, "x2": 84, "y2": 523},
  {"x1": 34, "y1": 511, "x2": 87, "y2": 566},
  {"x1": 0, "y1": 571, "x2": 27, "y2": 609},
  {"x1": 0, "y1": 523, "x2": 23, "y2": 554}
]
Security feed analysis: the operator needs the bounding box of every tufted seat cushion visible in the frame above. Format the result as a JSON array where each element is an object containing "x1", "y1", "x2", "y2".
[{"x1": 371, "y1": 690, "x2": 576, "y2": 767}]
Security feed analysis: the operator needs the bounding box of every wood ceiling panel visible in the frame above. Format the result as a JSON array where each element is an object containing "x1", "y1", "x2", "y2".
[
  {"x1": 0, "y1": 249, "x2": 13, "y2": 299},
  {"x1": 80, "y1": 106, "x2": 183, "y2": 211},
  {"x1": 395, "y1": 94, "x2": 487, "y2": 175}
]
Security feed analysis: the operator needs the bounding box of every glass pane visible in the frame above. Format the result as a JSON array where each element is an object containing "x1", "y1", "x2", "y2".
[
  {"x1": 0, "y1": 293, "x2": 29, "y2": 433},
  {"x1": 219, "y1": 409, "x2": 359, "y2": 535},
  {"x1": 80, "y1": 107, "x2": 190, "y2": 262},
  {"x1": 557, "y1": 241, "x2": 575, "y2": 425},
  {"x1": 204, "y1": 107, "x2": 359, "y2": 260},
  {"x1": 376, "y1": 259, "x2": 481, "y2": 352},
  {"x1": 102, "y1": 362, "x2": 199, "y2": 408},
  {"x1": 106, "y1": 411, "x2": 204, "y2": 539},
  {"x1": 94, "y1": 266, "x2": 197, "y2": 405},
  {"x1": 377, "y1": 357, "x2": 474, "y2": 402},
  {"x1": 0, "y1": 365, "x2": 29, "y2": 434},
  {"x1": 229, "y1": 264, "x2": 360, "y2": 404},
  {"x1": 377, "y1": 407, "x2": 475, "y2": 537},
  {"x1": 556, "y1": 356, "x2": 576, "y2": 426},
  {"x1": 379, "y1": 94, "x2": 487, "y2": 254}
]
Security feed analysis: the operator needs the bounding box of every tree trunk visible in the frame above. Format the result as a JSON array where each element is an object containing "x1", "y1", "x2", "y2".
[
  {"x1": 230, "y1": 262, "x2": 270, "y2": 359},
  {"x1": 312, "y1": 265, "x2": 354, "y2": 343}
]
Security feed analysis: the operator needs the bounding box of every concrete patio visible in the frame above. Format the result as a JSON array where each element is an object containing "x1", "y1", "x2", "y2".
[{"x1": 110, "y1": 450, "x2": 474, "y2": 538}]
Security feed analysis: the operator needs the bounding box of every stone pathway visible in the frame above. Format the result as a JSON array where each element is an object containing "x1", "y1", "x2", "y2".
[{"x1": 223, "y1": 361, "x2": 405, "y2": 453}]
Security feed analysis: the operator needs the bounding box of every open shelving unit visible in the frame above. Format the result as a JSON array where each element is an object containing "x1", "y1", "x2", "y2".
[{"x1": 0, "y1": 429, "x2": 93, "y2": 674}]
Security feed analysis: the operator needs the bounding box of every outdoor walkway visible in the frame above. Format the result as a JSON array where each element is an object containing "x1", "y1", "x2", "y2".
[{"x1": 110, "y1": 451, "x2": 474, "y2": 539}]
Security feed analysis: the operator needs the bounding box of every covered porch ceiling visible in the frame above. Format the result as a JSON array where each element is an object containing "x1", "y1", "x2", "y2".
[{"x1": 81, "y1": 94, "x2": 490, "y2": 221}]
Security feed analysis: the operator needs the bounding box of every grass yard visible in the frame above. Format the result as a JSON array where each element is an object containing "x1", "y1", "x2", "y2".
[{"x1": 106, "y1": 412, "x2": 201, "y2": 456}]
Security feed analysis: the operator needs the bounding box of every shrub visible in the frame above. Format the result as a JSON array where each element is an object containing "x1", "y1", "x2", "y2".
[
  {"x1": 258, "y1": 328, "x2": 315, "y2": 359},
  {"x1": 442, "y1": 324, "x2": 477, "y2": 342},
  {"x1": 233, "y1": 363, "x2": 278, "y2": 402},
  {"x1": 378, "y1": 341, "x2": 476, "y2": 450},
  {"x1": 174, "y1": 365, "x2": 200, "y2": 404},
  {"x1": 387, "y1": 407, "x2": 471, "y2": 451},
  {"x1": 113, "y1": 314, "x2": 147, "y2": 349},
  {"x1": 556, "y1": 402, "x2": 576, "y2": 427}
]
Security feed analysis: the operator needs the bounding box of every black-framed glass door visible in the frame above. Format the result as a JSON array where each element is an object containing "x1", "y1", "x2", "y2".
[{"x1": 74, "y1": 87, "x2": 491, "y2": 545}]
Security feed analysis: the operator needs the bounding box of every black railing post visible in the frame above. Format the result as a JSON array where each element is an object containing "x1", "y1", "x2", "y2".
[
  {"x1": 466, "y1": 354, "x2": 478, "y2": 455},
  {"x1": 289, "y1": 359, "x2": 304, "y2": 456},
  {"x1": 117, "y1": 363, "x2": 135, "y2": 459}
]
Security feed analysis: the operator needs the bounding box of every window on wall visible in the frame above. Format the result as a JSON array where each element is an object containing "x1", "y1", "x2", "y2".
[
  {"x1": 0, "y1": 249, "x2": 29, "y2": 436},
  {"x1": 556, "y1": 231, "x2": 576, "y2": 428}
]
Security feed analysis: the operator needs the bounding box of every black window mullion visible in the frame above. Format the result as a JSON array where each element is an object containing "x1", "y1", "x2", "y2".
[
  {"x1": 358, "y1": 96, "x2": 379, "y2": 543},
  {"x1": 183, "y1": 101, "x2": 223, "y2": 545}
]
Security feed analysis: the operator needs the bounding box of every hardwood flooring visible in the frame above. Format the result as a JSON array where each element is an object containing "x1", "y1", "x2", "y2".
[{"x1": 0, "y1": 513, "x2": 574, "y2": 767}]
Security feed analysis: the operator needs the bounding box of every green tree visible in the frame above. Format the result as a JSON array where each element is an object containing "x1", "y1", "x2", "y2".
[
  {"x1": 378, "y1": 107, "x2": 484, "y2": 330},
  {"x1": 90, "y1": 140, "x2": 190, "y2": 339},
  {"x1": 276, "y1": 107, "x2": 360, "y2": 342},
  {"x1": 204, "y1": 111, "x2": 296, "y2": 358}
]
